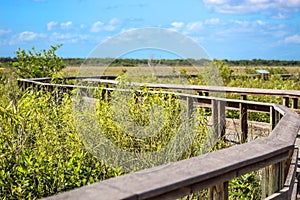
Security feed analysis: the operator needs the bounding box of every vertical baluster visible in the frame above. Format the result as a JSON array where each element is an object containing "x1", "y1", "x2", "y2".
[
  {"x1": 208, "y1": 182, "x2": 228, "y2": 200},
  {"x1": 292, "y1": 98, "x2": 298, "y2": 109},
  {"x1": 283, "y1": 97, "x2": 289, "y2": 107},
  {"x1": 240, "y1": 95, "x2": 248, "y2": 143}
]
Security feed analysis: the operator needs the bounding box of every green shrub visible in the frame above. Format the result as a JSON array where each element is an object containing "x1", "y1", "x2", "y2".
[
  {"x1": 229, "y1": 172, "x2": 261, "y2": 199},
  {"x1": 11, "y1": 45, "x2": 65, "y2": 78},
  {"x1": 0, "y1": 81, "x2": 121, "y2": 199}
]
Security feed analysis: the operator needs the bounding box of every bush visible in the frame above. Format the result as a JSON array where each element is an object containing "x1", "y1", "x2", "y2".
[
  {"x1": 12, "y1": 45, "x2": 65, "y2": 78},
  {"x1": 0, "y1": 81, "x2": 121, "y2": 199}
]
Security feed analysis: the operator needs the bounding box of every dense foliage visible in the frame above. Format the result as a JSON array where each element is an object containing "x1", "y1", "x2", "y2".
[
  {"x1": 0, "y1": 76, "x2": 212, "y2": 199},
  {"x1": 11, "y1": 45, "x2": 65, "y2": 78},
  {"x1": 224, "y1": 58, "x2": 300, "y2": 66},
  {"x1": 0, "y1": 80, "x2": 123, "y2": 199}
]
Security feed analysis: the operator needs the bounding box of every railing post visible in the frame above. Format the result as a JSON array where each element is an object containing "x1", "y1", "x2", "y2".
[
  {"x1": 218, "y1": 100, "x2": 226, "y2": 138},
  {"x1": 283, "y1": 97, "x2": 289, "y2": 107},
  {"x1": 187, "y1": 96, "x2": 193, "y2": 118},
  {"x1": 208, "y1": 182, "x2": 228, "y2": 200},
  {"x1": 212, "y1": 100, "x2": 226, "y2": 139},
  {"x1": 212, "y1": 99, "x2": 218, "y2": 138},
  {"x1": 270, "y1": 106, "x2": 280, "y2": 130},
  {"x1": 292, "y1": 98, "x2": 298, "y2": 109},
  {"x1": 262, "y1": 161, "x2": 285, "y2": 198},
  {"x1": 240, "y1": 95, "x2": 248, "y2": 143}
]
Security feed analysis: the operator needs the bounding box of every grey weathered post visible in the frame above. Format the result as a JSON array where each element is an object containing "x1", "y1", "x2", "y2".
[
  {"x1": 262, "y1": 161, "x2": 285, "y2": 198},
  {"x1": 292, "y1": 98, "x2": 298, "y2": 109},
  {"x1": 218, "y1": 100, "x2": 226, "y2": 138},
  {"x1": 212, "y1": 99, "x2": 218, "y2": 138},
  {"x1": 283, "y1": 97, "x2": 289, "y2": 107},
  {"x1": 187, "y1": 96, "x2": 193, "y2": 119},
  {"x1": 262, "y1": 106, "x2": 285, "y2": 198},
  {"x1": 270, "y1": 107, "x2": 280, "y2": 130},
  {"x1": 208, "y1": 182, "x2": 228, "y2": 200},
  {"x1": 212, "y1": 99, "x2": 226, "y2": 139},
  {"x1": 240, "y1": 95, "x2": 248, "y2": 143}
]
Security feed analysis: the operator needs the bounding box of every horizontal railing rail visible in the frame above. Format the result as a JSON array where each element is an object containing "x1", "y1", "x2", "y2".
[
  {"x1": 41, "y1": 104, "x2": 300, "y2": 200},
  {"x1": 17, "y1": 77, "x2": 300, "y2": 199},
  {"x1": 18, "y1": 76, "x2": 300, "y2": 110}
]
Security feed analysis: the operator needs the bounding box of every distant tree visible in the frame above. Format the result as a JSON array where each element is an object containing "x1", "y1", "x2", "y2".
[
  {"x1": 12, "y1": 44, "x2": 65, "y2": 78},
  {"x1": 213, "y1": 60, "x2": 234, "y2": 84}
]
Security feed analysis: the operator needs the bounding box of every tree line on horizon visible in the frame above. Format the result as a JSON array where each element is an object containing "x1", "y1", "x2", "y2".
[{"x1": 1, "y1": 57, "x2": 300, "y2": 68}]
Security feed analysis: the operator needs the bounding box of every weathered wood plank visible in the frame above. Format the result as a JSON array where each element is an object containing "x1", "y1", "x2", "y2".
[
  {"x1": 270, "y1": 107, "x2": 280, "y2": 130},
  {"x1": 292, "y1": 98, "x2": 298, "y2": 109},
  {"x1": 212, "y1": 99, "x2": 219, "y2": 138},
  {"x1": 19, "y1": 77, "x2": 300, "y2": 100},
  {"x1": 187, "y1": 96, "x2": 193, "y2": 118},
  {"x1": 208, "y1": 182, "x2": 228, "y2": 200},
  {"x1": 264, "y1": 148, "x2": 298, "y2": 200},
  {"x1": 283, "y1": 97, "x2": 289, "y2": 107},
  {"x1": 240, "y1": 95, "x2": 248, "y2": 143},
  {"x1": 84, "y1": 78, "x2": 300, "y2": 98},
  {"x1": 218, "y1": 100, "x2": 226, "y2": 138}
]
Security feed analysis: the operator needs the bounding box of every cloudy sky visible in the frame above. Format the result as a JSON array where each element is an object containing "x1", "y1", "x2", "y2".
[{"x1": 0, "y1": 0, "x2": 300, "y2": 60}]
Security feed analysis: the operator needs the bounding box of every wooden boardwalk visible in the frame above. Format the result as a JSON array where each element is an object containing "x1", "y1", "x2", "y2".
[{"x1": 18, "y1": 77, "x2": 300, "y2": 200}]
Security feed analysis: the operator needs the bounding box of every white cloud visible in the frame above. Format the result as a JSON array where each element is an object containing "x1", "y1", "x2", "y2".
[
  {"x1": 9, "y1": 31, "x2": 46, "y2": 45},
  {"x1": 247, "y1": 0, "x2": 269, "y2": 3},
  {"x1": 60, "y1": 21, "x2": 73, "y2": 29},
  {"x1": 103, "y1": 25, "x2": 116, "y2": 31},
  {"x1": 171, "y1": 22, "x2": 184, "y2": 29},
  {"x1": 47, "y1": 21, "x2": 86, "y2": 31},
  {"x1": 91, "y1": 21, "x2": 105, "y2": 33},
  {"x1": 284, "y1": 35, "x2": 300, "y2": 44},
  {"x1": 256, "y1": 20, "x2": 266, "y2": 26},
  {"x1": 90, "y1": 18, "x2": 119, "y2": 33},
  {"x1": 272, "y1": 12, "x2": 289, "y2": 19},
  {"x1": 109, "y1": 18, "x2": 120, "y2": 25},
  {"x1": 203, "y1": 0, "x2": 300, "y2": 14},
  {"x1": 47, "y1": 21, "x2": 58, "y2": 31},
  {"x1": 205, "y1": 18, "x2": 220, "y2": 25},
  {"x1": 185, "y1": 22, "x2": 203, "y2": 34},
  {"x1": 233, "y1": 20, "x2": 267, "y2": 27},
  {"x1": 0, "y1": 29, "x2": 11, "y2": 36},
  {"x1": 50, "y1": 32, "x2": 89, "y2": 44},
  {"x1": 203, "y1": 0, "x2": 229, "y2": 4},
  {"x1": 169, "y1": 21, "x2": 204, "y2": 35}
]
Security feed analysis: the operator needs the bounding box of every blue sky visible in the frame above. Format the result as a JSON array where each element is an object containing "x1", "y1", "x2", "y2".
[{"x1": 0, "y1": 0, "x2": 300, "y2": 60}]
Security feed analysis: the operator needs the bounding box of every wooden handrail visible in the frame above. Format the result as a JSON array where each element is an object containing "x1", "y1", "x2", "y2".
[
  {"x1": 89, "y1": 79, "x2": 300, "y2": 98},
  {"x1": 18, "y1": 76, "x2": 300, "y2": 98},
  {"x1": 41, "y1": 104, "x2": 300, "y2": 200},
  {"x1": 17, "y1": 77, "x2": 300, "y2": 199},
  {"x1": 18, "y1": 77, "x2": 300, "y2": 110}
]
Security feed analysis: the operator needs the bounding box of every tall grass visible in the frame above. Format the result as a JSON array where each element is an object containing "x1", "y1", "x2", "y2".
[
  {"x1": 0, "y1": 79, "x2": 122, "y2": 199},
  {"x1": 0, "y1": 76, "x2": 212, "y2": 199}
]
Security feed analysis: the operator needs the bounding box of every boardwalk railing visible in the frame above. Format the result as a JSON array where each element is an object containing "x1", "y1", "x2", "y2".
[
  {"x1": 18, "y1": 77, "x2": 300, "y2": 199},
  {"x1": 18, "y1": 76, "x2": 300, "y2": 108}
]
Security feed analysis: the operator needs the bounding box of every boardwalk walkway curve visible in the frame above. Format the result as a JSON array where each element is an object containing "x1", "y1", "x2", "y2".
[{"x1": 18, "y1": 76, "x2": 300, "y2": 200}]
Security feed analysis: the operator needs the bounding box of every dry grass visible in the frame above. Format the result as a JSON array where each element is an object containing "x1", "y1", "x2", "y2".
[
  {"x1": 64, "y1": 65, "x2": 300, "y2": 77},
  {"x1": 232, "y1": 66, "x2": 300, "y2": 74},
  {"x1": 63, "y1": 66, "x2": 204, "y2": 76}
]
